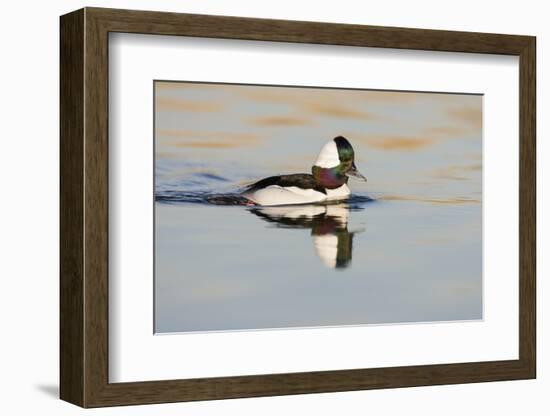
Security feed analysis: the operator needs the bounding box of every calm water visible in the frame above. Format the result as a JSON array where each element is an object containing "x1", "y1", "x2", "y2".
[{"x1": 154, "y1": 82, "x2": 482, "y2": 333}]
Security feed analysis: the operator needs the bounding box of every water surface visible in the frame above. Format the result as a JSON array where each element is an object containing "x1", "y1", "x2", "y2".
[{"x1": 154, "y1": 82, "x2": 482, "y2": 333}]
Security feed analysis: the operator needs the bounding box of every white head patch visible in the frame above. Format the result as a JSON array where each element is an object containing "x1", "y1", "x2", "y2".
[{"x1": 314, "y1": 140, "x2": 340, "y2": 168}]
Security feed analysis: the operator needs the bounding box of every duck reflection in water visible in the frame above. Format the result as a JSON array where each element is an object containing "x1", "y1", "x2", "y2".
[{"x1": 249, "y1": 204, "x2": 364, "y2": 269}]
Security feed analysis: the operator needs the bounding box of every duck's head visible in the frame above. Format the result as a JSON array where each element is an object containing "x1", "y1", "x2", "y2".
[{"x1": 312, "y1": 136, "x2": 367, "y2": 188}]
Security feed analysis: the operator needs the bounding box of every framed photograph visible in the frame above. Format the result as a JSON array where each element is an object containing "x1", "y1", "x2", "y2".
[{"x1": 60, "y1": 7, "x2": 536, "y2": 408}]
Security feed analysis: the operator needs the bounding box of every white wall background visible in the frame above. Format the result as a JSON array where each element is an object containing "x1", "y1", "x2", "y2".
[{"x1": 0, "y1": 0, "x2": 545, "y2": 414}]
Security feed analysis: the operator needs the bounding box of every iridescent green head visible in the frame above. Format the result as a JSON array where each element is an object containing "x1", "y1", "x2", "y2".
[{"x1": 312, "y1": 136, "x2": 367, "y2": 189}]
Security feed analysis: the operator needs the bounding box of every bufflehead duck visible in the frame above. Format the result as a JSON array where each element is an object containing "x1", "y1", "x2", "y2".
[{"x1": 243, "y1": 136, "x2": 366, "y2": 206}]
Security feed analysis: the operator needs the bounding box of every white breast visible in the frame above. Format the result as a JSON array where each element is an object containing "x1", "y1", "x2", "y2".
[
  {"x1": 325, "y1": 184, "x2": 351, "y2": 200},
  {"x1": 245, "y1": 185, "x2": 327, "y2": 206}
]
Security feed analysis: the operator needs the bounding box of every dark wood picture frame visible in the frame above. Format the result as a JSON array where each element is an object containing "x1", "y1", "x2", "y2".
[{"x1": 60, "y1": 7, "x2": 536, "y2": 408}]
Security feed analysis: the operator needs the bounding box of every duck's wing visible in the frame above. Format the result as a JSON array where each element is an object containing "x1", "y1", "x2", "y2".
[{"x1": 244, "y1": 174, "x2": 326, "y2": 194}]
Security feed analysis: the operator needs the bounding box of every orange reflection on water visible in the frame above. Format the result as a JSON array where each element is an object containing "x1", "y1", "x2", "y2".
[{"x1": 156, "y1": 96, "x2": 224, "y2": 112}]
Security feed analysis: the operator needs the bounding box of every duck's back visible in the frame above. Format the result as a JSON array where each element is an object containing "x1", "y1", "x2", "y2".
[{"x1": 243, "y1": 174, "x2": 328, "y2": 206}]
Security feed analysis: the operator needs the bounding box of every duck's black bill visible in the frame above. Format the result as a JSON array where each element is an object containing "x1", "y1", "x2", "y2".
[{"x1": 348, "y1": 166, "x2": 367, "y2": 181}]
